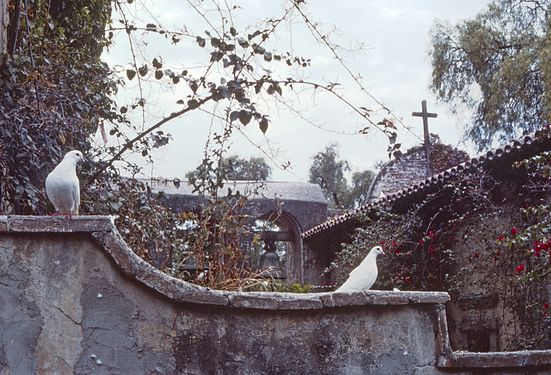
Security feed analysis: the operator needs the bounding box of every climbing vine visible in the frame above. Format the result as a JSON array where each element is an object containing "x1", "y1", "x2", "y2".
[
  {"x1": 1, "y1": 1, "x2": 406, "y2": 290},
  {"x1": 331, "y1": 147, "x2": 551, "y2": 350}
]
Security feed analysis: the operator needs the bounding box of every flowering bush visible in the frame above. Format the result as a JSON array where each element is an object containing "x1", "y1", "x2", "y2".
[
  {"x1": 332, "y1": 153, "x2": 551, "y2": 350},
  {"x1": 327, "y1": 205, "x2": 455, "y2": 292}
]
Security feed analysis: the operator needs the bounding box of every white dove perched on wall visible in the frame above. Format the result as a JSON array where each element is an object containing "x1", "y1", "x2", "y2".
[
  {"x1": 335, "y1": 246, "x2": 385, "y2": 292},
  {"x1": 45, "y1": 150, "x2": 84, "y2": 217}
]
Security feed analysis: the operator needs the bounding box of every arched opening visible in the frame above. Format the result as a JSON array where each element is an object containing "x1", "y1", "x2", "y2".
[{"x1": 251, "y1": 210, "x2": 303, "y2": 284}]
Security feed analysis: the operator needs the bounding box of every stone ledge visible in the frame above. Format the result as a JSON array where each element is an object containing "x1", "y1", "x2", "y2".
[
  {"x1": 439, "y1": 350, "x2": 551, "y2": 368},
  {"x1": 321, "y1": 290, "x2": 450, "y2": 308},
  {"x1": 0, "y1": 215, "x2": 115, "y2": 233},
  {"x1": 1, "y1": 216, "x2": 451, "y2": 311},
  {"x1": 228, "y1": 292, "x2": 325, "y2": 310}
]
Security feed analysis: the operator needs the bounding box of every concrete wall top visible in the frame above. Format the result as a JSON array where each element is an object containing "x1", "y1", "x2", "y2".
[
  {"x1": 2, "y1": 215, "x2": 551, "y2": 373},
  {"x1": 0, "y1": 215, "x2": 449, "y2": 310}
]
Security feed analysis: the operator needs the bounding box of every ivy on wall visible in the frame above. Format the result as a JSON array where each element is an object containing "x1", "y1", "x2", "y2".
[{"x1": 330, "y1": 149, "x2": 551, "y2": 350}]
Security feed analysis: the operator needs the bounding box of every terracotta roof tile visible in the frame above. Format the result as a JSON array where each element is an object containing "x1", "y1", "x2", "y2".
[{"x1": 302, "y1": 126, "x2": 551, "y2": 240}]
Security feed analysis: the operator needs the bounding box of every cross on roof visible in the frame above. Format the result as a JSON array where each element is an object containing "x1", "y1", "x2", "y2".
[{"x1": 412, "y1": 100, "x2": 438, "y2": 177}]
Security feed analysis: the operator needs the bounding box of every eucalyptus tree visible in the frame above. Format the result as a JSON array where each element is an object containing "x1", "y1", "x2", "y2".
[
  {"x1": 309, "y1": 144, "x2": 375, "y2": 208},
  {"x1": 430, "y1": 0, "x2": 550, "y2": 150}
]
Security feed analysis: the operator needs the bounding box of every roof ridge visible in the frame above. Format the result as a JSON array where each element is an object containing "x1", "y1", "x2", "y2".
[{"x1": 302, "y1": 126, "x2": 551, "y2": 239}]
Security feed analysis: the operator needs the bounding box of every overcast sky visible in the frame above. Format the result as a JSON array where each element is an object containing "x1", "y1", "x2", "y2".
[{"x1": 101, "y1": 0, "x2": 492, "y2": 181}]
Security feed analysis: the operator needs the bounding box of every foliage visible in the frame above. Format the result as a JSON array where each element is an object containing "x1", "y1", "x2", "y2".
[
  {"x1": 1, "y1": 0, "x2": 404, "y2": 291},
  {"x1": 186, "y1": 155, "x2": 271, "y2": 183},
  {"x1": 89, "y1": 176, "x2": 188, "y2": 270},
  {"x1": 331, "y1": 150, "x2": 551, "y2": 350},
  {"x1": 428, "y1": 135, "x2": 470, "y2": 173},
  {"x1": 347, "y1": 170, "x2": 376, "y2": 208},
  {"x1": 327, "y1": 200, "x2": 457, "y2": 292},
  {"x1": 308, "y1": 144, "x2": 350, "y2": 208},
  {"x1": 0, "y1": 0, "x2": 117, "y2": 214},
  {"x1": 308, "y1": 144, "x2": 375, "y2": 208},
  {"x1": 167, "y1": 120, "x2": 262, "y2": 288},
  {"x1": 250, "y1": 281, "x2": 312, "y2": 293},
  {"x1": 430, "y1": 0, "x2": 550, "y2": 150}
]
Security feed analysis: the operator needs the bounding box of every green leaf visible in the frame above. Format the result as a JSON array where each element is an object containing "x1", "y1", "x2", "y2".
[
  {"x1": 237, "y1": 37, "x2": 248, "y2": 48},
  {"x1": 126, "y1": 69, "x2": 136, "y2": 80},
  {"x1": 152, "y1": 57, "x2": 162, "y2": 69},
  {"x1": 210, "y1": 37, "x2": 220, "y2": 48},
  {"x1": 138, "y1": 65, "x2": 148, "y2": 77},
  {"x1": 253, "y1": 45, "x2": 265, "y2": 54},
  {"x1": 259, "y1": 118, "x2": 269, "y2": 134},
  {"x1": 210, "y1": 51, "x2": 223, "y2": 62},
  {"x1": 196, "y1": 36, "x2": 206, "y2": 48},
  {"x1": 239, "y1": 110, "x2": 252, "y2": 125},
  {"x1": 230, "y1": 111, "x2": 240, "y2": 122},
  {"x1": 254, "y1": 81, "x2": 263, "y2": 94}
]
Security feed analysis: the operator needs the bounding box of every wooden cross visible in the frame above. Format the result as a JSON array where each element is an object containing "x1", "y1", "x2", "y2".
[{"x1": 412, "y1": 100, "x2": 437, "y2": 176}]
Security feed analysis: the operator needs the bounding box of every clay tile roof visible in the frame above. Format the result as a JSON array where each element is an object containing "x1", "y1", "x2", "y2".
[{"x1": 302, "y1": 126, "x2": 551, "y2": 240}]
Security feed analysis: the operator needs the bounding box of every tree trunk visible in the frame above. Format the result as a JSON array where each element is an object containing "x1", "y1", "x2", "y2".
[{"x1": 0, "y1": 0, "x2": 7, "y2": 66}]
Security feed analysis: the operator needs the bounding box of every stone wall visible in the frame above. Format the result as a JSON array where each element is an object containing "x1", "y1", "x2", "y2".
[{"x1": 1, "y1": 216, "x2": 550, "y2": 374}]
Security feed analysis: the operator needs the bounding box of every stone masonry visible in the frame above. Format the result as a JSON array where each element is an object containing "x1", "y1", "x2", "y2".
[{"x1": 1, "y1": 216, "x2": 550, "y2": 374}]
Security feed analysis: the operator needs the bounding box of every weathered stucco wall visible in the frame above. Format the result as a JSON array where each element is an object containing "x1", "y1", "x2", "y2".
[{"x1": 1, "y1": 216, "x2": 550, "y2": 374}]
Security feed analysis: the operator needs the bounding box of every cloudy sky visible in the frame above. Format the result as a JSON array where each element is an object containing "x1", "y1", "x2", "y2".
[{"x1": 102, "y1": 0, "x2": 492, "y2": 181}]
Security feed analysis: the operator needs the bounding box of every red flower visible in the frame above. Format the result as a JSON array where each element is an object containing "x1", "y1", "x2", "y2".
[
  {"x1": 379, "y1": 240, "x2": 385, "y2": 246},
  {"x1": 403, "y1": 276, "x2": 412, "y2": 284},
  {"x1": 391, "y1": 240, "x2": 397, "y2": 247},
  {"x1": 497, "y1": 235, "x2": 505, "y2": 242},
  {"x1": 394, "y1": 249, "x2": 401, "y2": 255},
  {"x1": 418, "y1": 238, "x2": 425, "y2": 245},
  {"x1": 522, "y1": 201, "x2": 530, "y2": 209},
  {"x1": 427, "y1": 245, "x2": 437, "y2": 255},
  {"x1": 511, "y1": 227, "x2": 518, "y2": 236},
  {"x1": 544, "y1": 303, "x2": 550, "y2": 310},
  {"x1": 533, "y1": 241, "x2": 543, "y2": 257},
  {"x1": 515, "y1": 264, "x2": 525, "y2": 274}
]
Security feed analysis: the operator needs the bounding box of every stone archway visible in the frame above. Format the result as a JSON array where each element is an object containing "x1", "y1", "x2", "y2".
[{"x1": 253, "y1": 210, "x2": 303, "y2": 284}]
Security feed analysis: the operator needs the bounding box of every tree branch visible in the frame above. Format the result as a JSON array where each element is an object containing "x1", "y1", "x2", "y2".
[{"x1": 89, "y1": 94, "x2": 214, "y2": 183}]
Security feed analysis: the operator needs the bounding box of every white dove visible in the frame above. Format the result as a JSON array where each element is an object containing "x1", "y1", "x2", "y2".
[
  {"x1": 45, "y1": 150, "x2": 84, "y2": 217},
  {"x1": 336, "y1": 246, "x2": 385, "y2": 292}
]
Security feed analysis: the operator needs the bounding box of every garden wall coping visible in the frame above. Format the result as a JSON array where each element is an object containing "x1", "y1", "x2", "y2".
[{"x1": 2, "y1": 215, "x2": 551, "y2": 370}]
